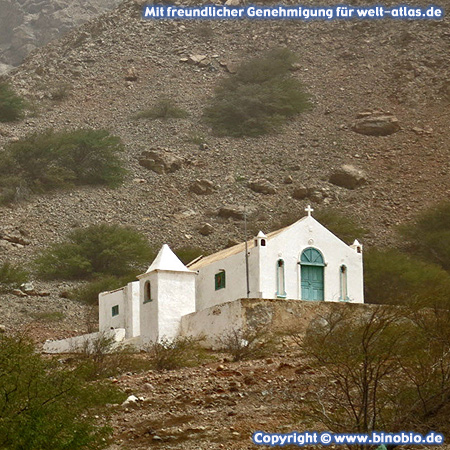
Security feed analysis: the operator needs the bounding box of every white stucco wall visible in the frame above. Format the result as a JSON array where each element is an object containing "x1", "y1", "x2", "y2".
[
  {"x1": 180, "y1": 299, "x2": 244, "y2": 349},
  {"x1": 43, "y1": 329, "x2": 126, "y2": 353},
  {"x1": 139, "y1": 270, "x2": 196, "y2": 345},
  {"x1": 157, "y1": 271, "x2": 196, "y2": 341},
  {"x1": 99, "y1": 288, "x2": 126, "y2": 332},
  {"x1": 194, "y1": 248, "x2": 261, "y2": 311},
  {"x1": 124, "y1": 281, "x2": 140, "y2": 338},
  {"x1": 139, "y1": 271, "x2": 159, "y2": 345},
  {"x1": 259, "y1": 217, "x2": 364, "y2": 303}
]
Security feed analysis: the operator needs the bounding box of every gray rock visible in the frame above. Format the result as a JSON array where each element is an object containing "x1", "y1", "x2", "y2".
[
  {"x1": 351, "y1": 112, "x2": 400, "y2": 136},
  {"x1": 138, "y1": 149, "x2": 183, "y2": 174},
  {"x1": 218, "y1": 205, "x2": 246, "y2": 220},
  {"x1": 198, "y1": 223, "x2": 214, "y2": 236},
  {"x1": 190, "y1": 179, "x2": 216, "y2": 195},
  {"x1": 292, "y1": 184, "x2": 309, "y2": 200},
  {"x1": 329, "y1": 165, "x2": 367, "y2": 189},
  {"x1": 248, "y1": 179, "x2": 276, "y2": 195}
]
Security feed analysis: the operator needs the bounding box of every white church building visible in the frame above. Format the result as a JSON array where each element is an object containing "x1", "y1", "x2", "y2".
[
  {"x1": 43, "y1": 206, "x2": 364, "y2": 352},
  {"x1": 96, "y1": 206, "x2": 364, "y2": 347}
]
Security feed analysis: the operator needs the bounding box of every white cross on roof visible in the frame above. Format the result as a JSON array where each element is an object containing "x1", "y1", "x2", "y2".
[{"x1": 305, "y1": 205, "x2": 314, "y2": 217}]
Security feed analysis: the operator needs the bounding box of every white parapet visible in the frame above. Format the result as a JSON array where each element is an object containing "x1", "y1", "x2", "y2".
[{"x1": 43, "y1": 328, "x2": 126, "y2": 354}]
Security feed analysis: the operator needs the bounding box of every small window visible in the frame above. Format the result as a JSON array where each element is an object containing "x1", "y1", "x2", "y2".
[
  {"x1": 276, "y1": 259, "x2": 286, "y2": 298},
  {"x1": 261, "y1": 239, "x2": 266, "y2": 246},
  {"x1": 112, "y1": 305, "x2": 119, "y2": 317},
  {"x1": 215, "y1": 271, "x2": 226, "y2": 290},
  {"x1": 144, "y1": 281, "x2": 152, "y2": 303}
]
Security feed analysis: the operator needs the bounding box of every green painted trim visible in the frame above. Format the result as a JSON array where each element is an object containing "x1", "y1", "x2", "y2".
[
  {"x1": 300, "y1": 247, "x2": 325, "y2": 266},
  {"x1": 143, "y1": 298, "x2": 153, "y2": 304},
  {"x1": 215, "y1": 271, "x2": 226, "y2": 290},
  {"x1": 111, "y1": 305, "x2": 119, "y2": 317}
]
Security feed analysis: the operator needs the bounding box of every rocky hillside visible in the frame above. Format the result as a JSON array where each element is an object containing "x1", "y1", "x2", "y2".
[
  {"x1": 0, "y1": 0, "x2": 122, "y2": 74},
  {"x1": 0, "y1": 0, "x2": 449, "y2": 336}
]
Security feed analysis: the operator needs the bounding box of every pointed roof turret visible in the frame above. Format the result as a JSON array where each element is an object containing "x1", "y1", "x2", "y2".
[{"x1": 146, "y1": 244, "x2": 193, "y2": 273}]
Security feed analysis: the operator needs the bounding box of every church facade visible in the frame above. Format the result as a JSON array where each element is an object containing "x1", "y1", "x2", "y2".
[{"x1": 98, "y1": 207, "x2": 364, "y2": 346}]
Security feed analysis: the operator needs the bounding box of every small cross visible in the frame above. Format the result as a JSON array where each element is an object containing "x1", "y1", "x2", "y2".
[{"x1": 305, "y1": 205, "x2": 314, "y2": 217}]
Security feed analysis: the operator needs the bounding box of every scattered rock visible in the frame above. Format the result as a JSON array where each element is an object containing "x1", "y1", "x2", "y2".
[
  {"x1": 122, "y1": 395, "x2": 140, "y2": 406},
  {"x1": 329, "y1": 165, "x2": 367, "y2": 189},
  {"x1": 0, "y1": 325, "x2": 6, "y2": 333},
  {"x1": 283, "y1": 176, "x2": 293, "y2": 184},
  {"x1": 218, "y1": 205, "x2": 246, "y2": 220},
  {"x1": 12, "y1": 289, "x2": 27, "y2": 297},
  {"x1": 412, "y1": 126, "x2": 433, "y2": 136},
  {"x1": 198, "y1": 223, "x2": 214, "y2": 236},
  {"x1": 190, "y1": 179, "x2": 216, "y2": 195},
  {"x1": 351, "y1": 111, "x2": 400, "y2": 136},
  {"x1": 138, "y1": 149, "x2": 183, "y2": 174},
  {"x1": 21, "y1": 282, "x2": 35, "y2": 294},
  {"x1": 188, "y1": 54, "x2": 207, "y2": 65},
  {"x1": 124, "y1": 66, "x2": 138, "y2": 81},
  {"x1": 248, "y1": 179, "x2": 276, "y2": 195},
  {"x1": 0, "y1": 229, "x2": 31, "y2": 246},
  {"x1": 292, "y1": 184, "x2": 309, "y2": 200}
]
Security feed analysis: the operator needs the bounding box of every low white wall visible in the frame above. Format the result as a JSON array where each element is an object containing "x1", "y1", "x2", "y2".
[
  {"x1": 180, "y1": 299, "x2": 244, "y2": 349},
  {"x1": 43, "y1": 329, "x2": 126, "y2": 354}
]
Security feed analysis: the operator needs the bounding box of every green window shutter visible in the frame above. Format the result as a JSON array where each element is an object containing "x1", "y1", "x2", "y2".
[
  {"x1": 215, "y1": 271, "x2": 226, "y2": 290},
  {"x1": 112, "y1": 305, "x2": 119, "y2": 316}
]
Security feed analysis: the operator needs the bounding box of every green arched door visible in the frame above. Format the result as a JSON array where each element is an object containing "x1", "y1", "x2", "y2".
[{"x1": 300, "y1": 248, "x2": 324, "y2": 301}]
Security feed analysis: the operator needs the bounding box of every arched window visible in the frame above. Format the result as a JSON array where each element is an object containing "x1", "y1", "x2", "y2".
[
  {"x1": 340, "y1": 265, "x2": 348, "y2": 301},
  {"x1": 276, "y1": 259, "x2": 286, "y2": 298},
  {"x1": 144, "y1": 281, "x2": 152, "y2": 303}
]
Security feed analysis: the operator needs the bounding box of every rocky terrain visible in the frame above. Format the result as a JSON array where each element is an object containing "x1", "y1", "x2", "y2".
[
  {"x1": 0, "y1": 0, "x2": 449, "y2": 337},
  {"x1": 0, "y1": 0, "x2": 122, "y2": 74}
]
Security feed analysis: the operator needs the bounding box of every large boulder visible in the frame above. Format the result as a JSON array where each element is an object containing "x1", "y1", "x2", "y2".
[
  {"x1": 218, "y1": 205, "x2": 246, "y2": 220},
  {"x1": 190, "y1": 179, "x2": 216, "y2": 195},
  {"x1": 248, "y1": 179, "x2": 276, "y2": 195},
  {"x1": 329, "y1": 165, "x2": 367, "y2": 189},
  {"x1": 351, "y1": 111, "x2": 400, "y2": 136},
  {"x1": 138, "y1": 149, "x2": 183, "y2": 174},
  {"x1": 292, "y1": 184, "x2": 309, "y2": 200}
]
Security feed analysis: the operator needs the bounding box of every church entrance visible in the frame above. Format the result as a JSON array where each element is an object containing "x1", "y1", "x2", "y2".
[{"x1": 300, "y1": 248, "x2": 324, "y2": 301}]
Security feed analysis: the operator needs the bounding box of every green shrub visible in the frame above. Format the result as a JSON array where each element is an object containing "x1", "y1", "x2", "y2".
[
  {"x1": 399, "y1": 201, "x2": 450, "y2": 271},
  {"x1": 0, "y1": 334, "x2": 124, "y2": 449},
  {"x1": 364, "y1": 248, "x2": 450, "y2": 308},
  {"x1": 0, "y1": 261, "x2": 28, "y2": 292},
  {"x1": 35, "y1": 224, "x2": 154, "y2": 280},
  {"x1": 70, "y1": 274, "x2": 138, "y2": 305},
  {"x1": 203, "y1": 48, "x2": 311, "y2": 136},
  {"x1": 134, "y1": 97, "x2": 189, "y2": 120},
  {"x1": 0, "y1": 82, "x2": 25, "y2": 122},
  {"x1": 315, "y1": 208, "x2": 367, "y2": 244},
  {"x1": 147, "y1": 337, "x2": 213, "y2": 371},
  {"x1": 174, "y1": 246, "x2": 205, "y2": 265},
  {"x1": 31, "y1": 311, "x2": 65, "y2": 322},
  {"x1": 218, "y1": 327, "x2": 278, "y2": 362},
  {"x1": 0, "y1": 128, "x2": 126, "y2": 203}
]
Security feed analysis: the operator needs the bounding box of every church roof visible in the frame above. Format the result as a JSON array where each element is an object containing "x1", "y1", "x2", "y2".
[
  {"x1": 189, "y1": 216, "x2": 309, "y2": 270},
  {"x1": 146, "y1": 244, "x2": 193, "y2": 273}
]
